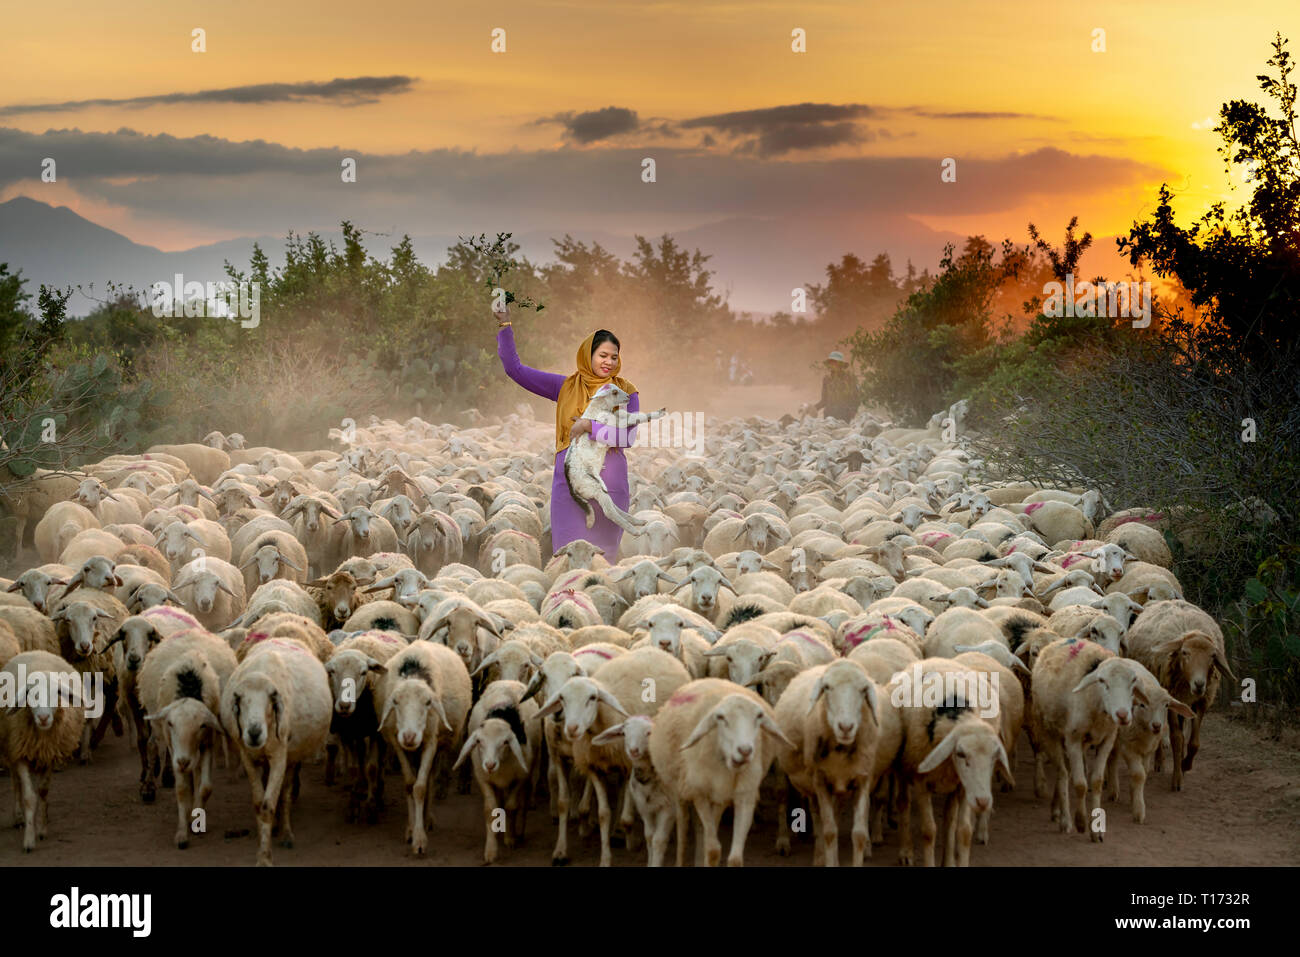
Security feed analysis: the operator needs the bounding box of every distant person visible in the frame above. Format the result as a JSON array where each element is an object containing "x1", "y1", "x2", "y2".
[{"x1": 813, "y1": 350, "x2": 859, "y2": 421}]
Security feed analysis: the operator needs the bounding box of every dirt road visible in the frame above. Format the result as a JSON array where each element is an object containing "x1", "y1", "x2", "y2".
[{"x1": 2, "y1": 712, "x2": 1295, "y2": 867}]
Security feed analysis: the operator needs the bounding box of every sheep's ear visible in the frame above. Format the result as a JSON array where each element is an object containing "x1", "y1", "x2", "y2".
[
  {"x1": 452, "y1": 731, "x2": 480, "y2": 771},
  {"x1": 591, "y1": 723, "x2": 626, "y2": 746},
  {"x1": 994, "y1": 740, "x2": 1014, "y2": 785},
  {"x1": 1212, "y1": 649, "x2": 1237, "y2": 681},
  {"x1": 366, "y1": 658, "x2": 387, "y2": 675},
  {"x1": 470, "y1": 650, "x2": 500, "y2": 677},
  {"x1": 144, "y1": 701, "x2": 178, "y2": 722},
  {"x1": 758, "y1": 711, "x2": 795, "y2": 749},
  {"x1": 917, "y1": 729, "x2": 960, "y2": 774},
  {"x1": 805, "y1": 676, "x2": 828, "y2": 715},
  {"x1": 1167, "y1": 697, "x2": 1195, "y2": 720},
  {"x1": 1132, "y1": 684, "x2": 1150, "y2": 706},
  {"x1": 520, "y1": 672, "x2": 544, "y2": 702},
  {"x1": 428, "y1": 695, "x2": 453, "y2": 732},
  {"x1": 597, "y1": 688, "x2": 628, "y2": 717},
  {"x1": 535, "y1": 692, "x2": 563, "y2": 720},
  {"x1": 680, "y1": 708, "x2": 720, "y2": 750},
  {"x1": 1071, "y1": 671, "x2": 1102, "y2": 694}
]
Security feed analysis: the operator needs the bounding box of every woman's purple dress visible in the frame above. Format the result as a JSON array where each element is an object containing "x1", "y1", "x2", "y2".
[{"x1": 497, "y1": 325, "x2": 641, "y2": 557}]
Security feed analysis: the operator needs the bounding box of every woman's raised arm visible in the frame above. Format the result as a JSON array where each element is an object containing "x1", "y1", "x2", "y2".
[{"x1": 497, "y1": 323, "x2": 565, "y2": 402}]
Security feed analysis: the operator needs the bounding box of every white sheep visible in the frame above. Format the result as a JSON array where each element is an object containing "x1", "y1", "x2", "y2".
[
  {"x1": 648, "y1": 677, "x2": 794, "y2": 866},
  {"x1": 773, "y1": 660, "x2": 881, "y2": 866},
  {"x1": 220, "y1": 637, "x2": 332, "y2": 865},
  {"x1": 1103, "y1": 661, "x2": 1194, "y2": 823},
  {"x1": 564, "y1": 384, "x2": 666, "y2": 533},
  {"x1": 375, "y1": 640, "x2": 472, "y2": 855}
]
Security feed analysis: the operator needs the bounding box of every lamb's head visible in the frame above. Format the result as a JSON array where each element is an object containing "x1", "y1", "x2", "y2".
[
  {"x1": 704, "y1": 637, "x2": 773, "y2": 688},
  {"x1": 592, "y1": 714, "x2": 654, "y2": 765},
  {"x1": 741, "y1": 513, "x2": 780, "y2": 553},
  {"x1": 228, "y1": 672, "x2": 283, "y2": 752},
  {"x1": 324, "y1": 649, "x2": 386, "y2": 715},
  {"x1": 379, "y1": 676, "x2": 450, "y2": 752},
  {"x1": 1159, "y1": 630, "x2": 1235, "y2": 698},
  {"x1": 104, "y1": 615, "x2": 163, "y2": 673},
  {"x1": 584, "y1": 383, "x2": 631, "y2": 414},
  {"x1": 454, "y1": 715, "x2": 526, "y2": 776}
]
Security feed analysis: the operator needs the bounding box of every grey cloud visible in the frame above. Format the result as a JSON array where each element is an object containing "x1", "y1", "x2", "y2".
[
  {"x1": 0, "y1": 76, "x2": 416, "y2": 115},
  {"x1": 539, "y1": 106, "x2": 641, "y2": 143}
]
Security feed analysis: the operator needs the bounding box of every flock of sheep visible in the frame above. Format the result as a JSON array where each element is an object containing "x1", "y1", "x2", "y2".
[{"x1": 0, "y1": 401, "x2": 1233, "y2": 866}]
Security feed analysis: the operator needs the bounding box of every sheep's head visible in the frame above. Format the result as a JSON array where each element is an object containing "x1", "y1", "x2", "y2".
[
  {"x1": 182, "y1": 570, "x2": 237, "y2": 615},
  {"x1": 918, "y1": 713, "x2": 1009, "y2": 812},
  {"x1": 1079, "y1": 614, "x2": 1125, "y2": 654},
  {"x1": 704, "y1": 637, "x2": 773, "y2": 688},
  {"x1": 367, "y1": 568, "x2": 429, "y2": 603},
  {"x1": 681, "y1": 693, "x2": 792, "y2": 770},
  {"x1": 310, "y1": 571, "x2": 362, "y2": 624},
  {"x1": 685, "y1": 565, "x2": 733, "y2": 613},
  {"x1": 592, "y1": 714, "x2": 654, "y2": 765},
  {"x1": 1072, "y1": 655, "x2": 1147, "y2": 726},
  {"x1": 556, "y1": 539, "x2": 605, "y2": 570},
  {"x1": 454, "y1": 716, "x2": 526, "y2": 775},
  {"x1": 613, "y1": 560, "x2": 678, "y2": 601},
  {"x1": 521, "y1": 652, "x2": 585, "y2": 704},
  {"x1": 471, "y1": 640, "x2": 543, "y2": 685},
  {"x1": 379, "y1": 677, "x2": 449, "y2": 751},
  {"x1": 50, "y1": 601, "x2": 115, "y2": 657},
  {"x1": 7, "y1": 570, "x2": 67, "y2": 614},
  {"x1": 243, "y1": 545, "x2": 301, "y2": 585},
  {"x1": 645, "y1": 608, "x2": 689, "y2": 656},
  {"x1": 64, "y1": 556, "x2": 122, "y2": 595},
  {"x1": 741, "y1": 514, "x2": 779, "y2": 553},
  {"x1": 862, "y1": 540, "x2": 906, "y2": 581},
  {"x1": 808, "y1": 660, "x2": 877, "y2": 746},
  {"x1": 1085, "y1": 543, "x2": 1133, "y2": 583},
  {"x1": 324, "y1": 649, "x2": 386, "y2": 715},
  {"x1": 228, "y1": 673, "x2": 282, "y2": 752},
  {"x1": 104, "y1": 615, "x2": 163, "y2": 672},
  {"x1": 1159, "y1": 631, "x2": 1234, "y2": 697},
  {"x1": 585, "y1": 383, "x2": 632, "y2": 411},
  {"x1": 342, "y1": 507, "x2": 378, "y2": 541},
  {"x1": 536, "y1": 676, "x2": 626, "y2": 742},
  {"x1": 1131, "y1": 677, "x2": 1195, "y2": 737},
  {"x1": 146, "y1": 686, "x2": 221, "y2": 772},
  {"x1": 75, "y1": 478, "x2": 117, "y2": 509},
  {"x1": 156, "y1": 522, "x2": 202, "y2": 566}
]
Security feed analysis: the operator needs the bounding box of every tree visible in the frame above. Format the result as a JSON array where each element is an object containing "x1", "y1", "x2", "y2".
[{"x1": 1118, "y1": 33, "x2": 1300, "y2": 371}]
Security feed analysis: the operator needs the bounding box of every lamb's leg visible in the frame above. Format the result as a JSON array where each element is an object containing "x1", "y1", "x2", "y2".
[
  {"x1": 896, "y1": 782, "x2": 914, "y2": 866},
  {"x1": 136, "y1": 701, "x2": 154, "y2": 803},
  {"x1": 278, "y1": 763, "x2": 299, "y2": 848},
  {"x1": 674, "y1": 800, "x2": 688, "y2": 867},
  {"x1": 1184, "y1": 703, "x2": 1206, "y2": 771},
  {"x1": 11, "y1": 771, "x2": 22, "y2": 828},
  {"x1": 393, "y1": 747, "x2": 417, "y2": 845},
  {"x1": 591, "y1": 491, "x2": 645, "y2": 534},
  {"x1": 1087, "y1": 734, "x2": 1115, "y2": 843},
  {"x1": 481, "y1": 783, "x2": 499, "y2": 864},
  {"x1": 956, "y1": 801, "x2": 974, "y2": 867},
  {"x1": 918, "y1": 791, "x2": 938, "y2": 867},
  {"x1": 648, "y1": 806, "x2": 673, "y2": 867},
  {"x1": 942, "y1": 791, "x2": 959, "y2": 867},
  {"x1": 1066, "y1": 738, "x2": 1088, "y2": 835},
  {"x1": 775, "y1": 782, "x2": 792, "y2": 855}
]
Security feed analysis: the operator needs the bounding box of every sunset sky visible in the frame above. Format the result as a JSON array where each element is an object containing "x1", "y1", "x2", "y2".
[{"x1": 1, "y1": 0, "x2": 1296, "y2": 310}]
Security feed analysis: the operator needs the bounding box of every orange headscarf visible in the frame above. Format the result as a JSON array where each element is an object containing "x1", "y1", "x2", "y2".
[{"x1": 554, "y1": 331, "x2": 637, "y2": 453}]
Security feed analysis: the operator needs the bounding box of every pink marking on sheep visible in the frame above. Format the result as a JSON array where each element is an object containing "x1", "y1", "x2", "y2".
[
  {"x1": 578, "y1": 648, "x2": 614, "y2": 660},
  {"x1": 667, "y1": 689, "x2": 698, "y2": 706},
  {"x1": 1067, "y1": 639, "x2": 1085, "y2": 659},
  {"x1": 1061, "y1": 553, "x2": 1087, "y2": 569},
  {"x1": 1024, "y1": 502, "x2": 1045, "y2": 515}
]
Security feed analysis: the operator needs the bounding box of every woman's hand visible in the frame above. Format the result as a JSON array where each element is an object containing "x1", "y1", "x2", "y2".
[
  {"x1": 493, "y1": 302, "x2": 510, "y2": 326},
  {"x1": 569, "y1": 416, "x2": 592, "y2": 437}
]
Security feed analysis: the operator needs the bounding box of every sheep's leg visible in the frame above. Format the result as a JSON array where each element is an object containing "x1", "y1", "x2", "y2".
[
  {"x1": 616, "y1": 780, "x2": 639, "y2": 851},
  {"x1": 1169, "y1": 714, "x2": 1186, "y2": 791},
  {"x1": 11, "y1": 771, "x2": 22, "y2": 828},
  {"x1": 1045, "y1": 737, "x2": 1068, "y2": 826},
  {"x1": 974, "y1": 808, "x2": 991, "y2": 845},
  {"x1": 956, "y1": 801, "x2": 974, "y2": 867},
  {"x1": 136, "y1": 705, "x2": 154, "y2": 803},
  {"x1": 551, "y1": 753, "x2": 571, "y2": 865},
  {"x1": 1066, "y1": 738, "x2": 1088, "y2": 835},
  {"x1": 577, "y1": 776, "x2": 594, "y2": 837},
  {"x1": 728, "y1": 793, "x2": 757, "y2": 867},
  {"x1": 1087, "y1": 734, "x2": 1115, "y2": 843},
  {"x1": 174, "y1": 762, "x2": 194, "y2": 849},
  {"x1": 851, "y1": 781, "x2": 871, "y2": 864},
  {"x1": 775, "y1": 781, "x2": 792, "y2": 855},
  {"x1": 16, "y1": 762, "x2": 37, "y2": 852},
  {"x1": 393, "y1": 746, "x2": 417, "y2": 845},
  {"x1": 648, "y1": 806, "x2": 673, "y2": 867},
  {"x1": 79, "y1": 719, "x2": 93, "y2": 764},
  {"x1": 256, "y1": 751, "x2": 288, "y2": 867},
  {"x1": 481, "y1": 782, "x2": 499, "y2": 864},
  {"x1": 918, "y1": 790, "x2": 938, "y2": 867},
  {"x1": 36, "y1": 766, "x2": 52, "y2": 841},
  {"x1": 814, "y1": 774, "x2": 839, "y2": 868},
  {"x1": 1033, "y1": 743, "x2": 1048, "y2": 799},
  {"x1": 694, "y1": 798, "x2": 723, "y2": 867},
  {"x1": 896, "y1": 782, "x2": 914, "y2": 866},
  {"x1": 409, "y1": 745, "x2": 436, "y2": 856},
  {"x1": 198, "y1": 747, "x2": 214, "y2": 822},
  {"x1": 324, "y1": 734, "x2": 338, "y2": 787},
  {"x1": 1128, "y1": 749, "x2": 1149, "y2": 824},
  {"x1": 942, "y1": 791, "x2": 959, "y2": 867},
  {"x1": 674, "y1": 800, "x2": 688, "y2": 867},
  {"x1": 591, "y1": 772, "x2": 614, "y2": 867},
  {"x1": 278, "y1": 763, "x2": 299, "y2": 848},
  {"x1": 1184, "y1": 704, "x2": 1206, "y2": 771},
  {"x1": 1104, "y1": 745, "x2": 1121, "y2": 803}
]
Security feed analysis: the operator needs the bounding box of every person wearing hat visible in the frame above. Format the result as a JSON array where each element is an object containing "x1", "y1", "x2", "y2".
[{"x1": 813, "y1": 350, "x2": 859, "y2": 421}]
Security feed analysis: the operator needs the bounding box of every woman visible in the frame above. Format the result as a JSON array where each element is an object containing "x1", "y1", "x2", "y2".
[{"x1": 495, "y1": 305, "x2": 643, "y2": 557}]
